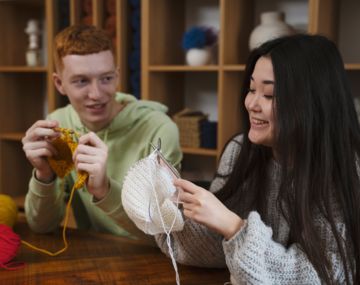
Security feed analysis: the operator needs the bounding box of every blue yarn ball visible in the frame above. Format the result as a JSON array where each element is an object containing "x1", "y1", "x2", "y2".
[{"x1": 182, "y1": 27, "x2": 207, "y2": 50}]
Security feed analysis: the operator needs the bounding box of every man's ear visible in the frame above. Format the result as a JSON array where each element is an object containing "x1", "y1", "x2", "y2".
[{"x1": 53, "y1": 72, "x2": 66, "y2": 95}]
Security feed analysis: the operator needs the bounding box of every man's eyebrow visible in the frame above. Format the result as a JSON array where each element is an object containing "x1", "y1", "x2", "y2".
[
  {"x1": 69, "y1": 74, "x2": 86, "y2": 80},
  {"x1": 70, "y1": 70, "x2": 115, "y2": 79},
  {"x1": 101, "y1": 71, "x2": 116, "y2": 76}
]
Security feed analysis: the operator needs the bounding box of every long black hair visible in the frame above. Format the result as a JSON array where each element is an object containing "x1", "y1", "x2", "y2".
[{"x1": 216, "y1": 34, "x2": 360, "y2": 284}]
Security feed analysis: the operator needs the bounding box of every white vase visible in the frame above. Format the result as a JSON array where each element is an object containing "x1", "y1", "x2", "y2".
[
  {"x1": 186, "y1": 48, "x2": 212, "y2": 66},
  {"x1": 249, "y1": 11, "x2": 295, "y2": 51}
]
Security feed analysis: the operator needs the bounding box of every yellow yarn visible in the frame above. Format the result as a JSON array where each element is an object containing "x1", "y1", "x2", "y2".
[
  {"x1": 0, "y1": 194, "x2": 18, "y2": 228},
  {"x1": 47, "y1": 127, "x2": 88, "y2": 189},
  {"x1": 21, "y1": 183, "x2": 77, "y2": 256},
  {"x1": 21, "y1": 127, "x2": 88, "y2": 256}
]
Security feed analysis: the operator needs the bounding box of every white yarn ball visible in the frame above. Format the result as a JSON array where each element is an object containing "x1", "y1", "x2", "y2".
[
  {"x1": 186, "y1": 48, "x2": 212, "y2": 66},
  {"x1": 122, "y1": 153, "x2": 184, "y2": 235}
]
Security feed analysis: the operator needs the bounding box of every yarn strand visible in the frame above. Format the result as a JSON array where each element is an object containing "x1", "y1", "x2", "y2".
[
  {"x1": 149, "y1": 158, "x2": 181, "y2": 285},
  {"x1": 21, "y1": 127, "x2": 87, "y2": 256},
  {"x1": 21, "y1": 180, "x2": 77, "y2": 256}
]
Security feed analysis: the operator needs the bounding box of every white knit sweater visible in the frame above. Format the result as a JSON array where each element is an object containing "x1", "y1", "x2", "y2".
[{"x1": 155, "y1": 135, "x2": 351, "y2": 284}]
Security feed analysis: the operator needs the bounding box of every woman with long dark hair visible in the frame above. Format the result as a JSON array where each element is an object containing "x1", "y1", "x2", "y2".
[{"x1": 156, "y1": 34, "x2": 359, "y2": 284}]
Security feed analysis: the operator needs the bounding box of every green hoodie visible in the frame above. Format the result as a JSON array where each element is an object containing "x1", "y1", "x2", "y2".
[{"x1": 25, "y1": 93, "x2": 182, "y2": 241}]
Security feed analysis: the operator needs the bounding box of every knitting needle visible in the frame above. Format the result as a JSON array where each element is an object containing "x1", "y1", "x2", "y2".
[
  {"x1": 150, "y1": 139, "x2": 184, "y2": 208},
  {"x1": 150, "y1": 139, "x2": 180, "y2": 179}
]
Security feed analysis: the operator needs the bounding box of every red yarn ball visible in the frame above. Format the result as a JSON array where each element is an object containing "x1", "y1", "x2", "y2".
[{"x1": 0, "y1": 224, "x2": 23, "y2": 270}]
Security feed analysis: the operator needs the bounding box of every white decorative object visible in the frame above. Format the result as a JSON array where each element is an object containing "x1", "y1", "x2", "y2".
[
  {"x1": 24, "y1": 19, "x2": 42, "y2": 66},
  {"x1": 186, "y1": 48, "x2": 212, "y2": 66},
  {"x1": 249, "y1": 11, "x2": 295, "y2": 51}
]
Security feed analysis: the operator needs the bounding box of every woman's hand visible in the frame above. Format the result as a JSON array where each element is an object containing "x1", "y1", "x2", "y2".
[{"x1": 174, "y1": 178, "x2": 245, "y2": 240}]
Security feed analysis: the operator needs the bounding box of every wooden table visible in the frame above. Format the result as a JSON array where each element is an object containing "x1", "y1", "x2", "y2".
[{"x1": 1, "y1": 221, "x2": 229, "y2": 284}]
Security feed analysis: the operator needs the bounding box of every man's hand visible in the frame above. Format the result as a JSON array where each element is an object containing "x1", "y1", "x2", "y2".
[
  {"x1": 73, "y1": 132, "x2": 109, "y2": 200},
  {"x1": 22, "y1": 120, "x2": 60, "y2": 183}
]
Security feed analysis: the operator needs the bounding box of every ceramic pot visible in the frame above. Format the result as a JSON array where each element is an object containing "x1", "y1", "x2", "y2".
[
  {"x1": 249, "y1": 11, "x2": 295, "y2": 50},
  {"x1": 186, "y1": 47, "x2": 212, "y2": 66}
]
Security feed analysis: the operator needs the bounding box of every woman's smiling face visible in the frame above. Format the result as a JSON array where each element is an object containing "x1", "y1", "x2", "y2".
[{"x1": 245, "y1": 56, "x2": 275, "y2": 147}]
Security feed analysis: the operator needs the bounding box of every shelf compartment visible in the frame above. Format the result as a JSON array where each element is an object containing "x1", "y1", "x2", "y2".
[
  {"x1": 0, "y1": 0, "x2": 45, "y2": 66},
  {"x1": 181, "y1": 155, "x2": 218, "y2": 184},
  {"x1": 0, "y1": 73, "x2": 45, "y2": 134},
  {"x1": 144, "y1": 0, "x2": 220, "y2": 66},
  {"x1": 145, "y1": 71, "x2": 219, "y2": 117},
  {"x1": 0, "y1": 140, "x2": 33, "y2": 197},
  {"x1": 347, "y1": 71, "x2": 360, "y2": 102},
  {"x1": 339, "y1": 0, "x2": 360, "y2": 64}
]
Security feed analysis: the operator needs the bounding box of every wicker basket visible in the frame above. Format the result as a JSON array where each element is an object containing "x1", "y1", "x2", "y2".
[{"x1": 173, "y1": 108, "x2": 207, "y2": 148}]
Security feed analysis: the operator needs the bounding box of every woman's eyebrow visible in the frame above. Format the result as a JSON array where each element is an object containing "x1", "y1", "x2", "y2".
[
  {"x1": 250, "y1": 76, "x2": 274, "y2": 84},
  {"x1": 263, "y1": 80, "x2": 274, "y2": 85}
]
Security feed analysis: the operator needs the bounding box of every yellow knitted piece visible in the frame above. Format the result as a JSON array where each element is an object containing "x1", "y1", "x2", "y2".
[
  {"x1": 21, "y1": 128, "x2": 88, "y2": 256},
  {"x1": 47, "y1": 127, "x2": 88, "y2": 189}
]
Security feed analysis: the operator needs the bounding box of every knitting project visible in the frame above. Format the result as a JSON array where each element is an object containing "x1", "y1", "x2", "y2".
[
  {"x1": 122, "y1": 151, "x2": 184, "y2": 235},
  {"x1": 21, "y1": 127, "x2": 88, "y2": 257},
  {"x1": 47, "y1": 127, "x2": 88, "y2": 189}
]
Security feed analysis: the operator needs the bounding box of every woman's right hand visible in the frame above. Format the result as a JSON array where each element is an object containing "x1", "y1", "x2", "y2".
[
  {"x1": 22, "y1": 120, "x2": 60, "y2": 183},
  {"x1": 175, "y1": 178, "x2": 245, "y2": 240}
]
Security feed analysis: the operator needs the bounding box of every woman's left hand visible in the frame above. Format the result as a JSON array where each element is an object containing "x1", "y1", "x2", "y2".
[{"x1": 174, "y1": 178, "x2": 245, "y2": 240}]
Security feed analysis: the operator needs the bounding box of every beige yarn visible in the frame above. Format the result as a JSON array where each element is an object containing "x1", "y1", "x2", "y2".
[{"x1": 122, "y1": 152, "x2": 184, "y2": 235}]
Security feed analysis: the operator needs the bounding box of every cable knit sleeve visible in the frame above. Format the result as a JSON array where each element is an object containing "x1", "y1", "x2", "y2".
[{"x1": 223, "y1": 211, "x2": 321, "y2": 284}]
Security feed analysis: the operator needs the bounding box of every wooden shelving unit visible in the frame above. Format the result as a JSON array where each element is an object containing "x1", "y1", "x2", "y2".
[
  {"x1": 1, "y1": 0, "x2": 359, "y2": 194},
  {"x1": 141, "y1": 0, "x2": 360, "y2": 181}
]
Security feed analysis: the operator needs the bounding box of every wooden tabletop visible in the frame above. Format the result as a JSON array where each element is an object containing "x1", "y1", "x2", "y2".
[{"x1": 1, "y1": 221, "x2": 229, "y2": 284}]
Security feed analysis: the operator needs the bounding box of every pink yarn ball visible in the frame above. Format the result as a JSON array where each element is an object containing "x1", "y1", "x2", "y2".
[{"x1": 0, "y1": 224, "x2": 23, "y2": 270}]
